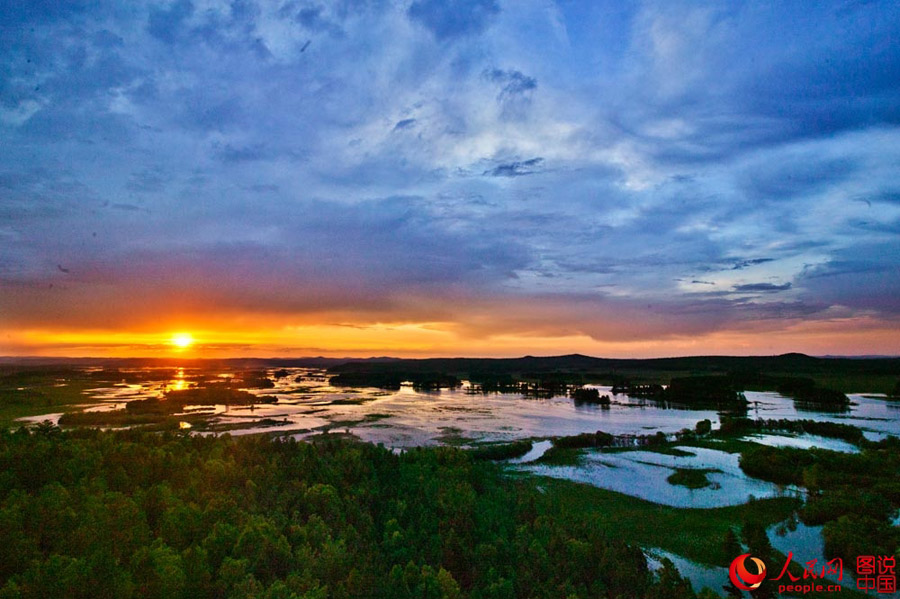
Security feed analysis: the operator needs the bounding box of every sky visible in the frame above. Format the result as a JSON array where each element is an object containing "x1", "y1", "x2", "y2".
[{"x1": 1, "y1": 0, "x2": 899, "y2": 358}]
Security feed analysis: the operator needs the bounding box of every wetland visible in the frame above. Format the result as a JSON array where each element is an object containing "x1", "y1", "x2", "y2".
[{"x1": 2, "y1": 355, "x2": 898, "y2": 597}]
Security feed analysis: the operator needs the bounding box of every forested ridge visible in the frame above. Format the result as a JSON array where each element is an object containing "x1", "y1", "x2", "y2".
[{"x1": 0, "y1": 426, "x2": 698, "y2": 599}]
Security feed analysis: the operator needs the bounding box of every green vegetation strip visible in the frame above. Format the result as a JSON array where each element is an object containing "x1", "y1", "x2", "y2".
[
  {"x1": 0, "y1": 378, "x2": 101, "y2": 425},
  {"x1": 470, "y1": 440, "x2": 533, "y2": 461},
  {"x1": 536, "y1": 478, "x2": 799, "y2": 567}
]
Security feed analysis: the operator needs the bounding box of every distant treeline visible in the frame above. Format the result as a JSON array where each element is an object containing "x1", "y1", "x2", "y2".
[
  {"x1": 612, "y1": 374, "x2": 849, "y2": 408},
  {"x1": 570, "y1": 388, "x2": 610, "y2": 405},
  {"x1": 326, "y1": 352, "x2": 900, "y2": 379},
  {"x1": 326, "y1": 353, "x2": 896, "y2": 395},
  {"x1": 718, "y1": 417, "x2": 865, "y2": 443},
  {"x1": 5, "y1": 352, "x2": 900, "y2": 379},
  {"x1": 329, "y1": 362, "x2": 853, "y2": 410},
  {"x1": 328, "y1": 371, "x2": 461, "y2": 390},
  {"x1": 612, "y1": 376, "x2": 746, "y2": 407}
]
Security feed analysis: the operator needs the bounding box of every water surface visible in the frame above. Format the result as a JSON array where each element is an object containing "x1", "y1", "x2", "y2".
[
  {"x1": 21, "y1": 368, "x2": 900, "y2": 449},
  {"x1": 517, "y1": 446, "x2": 801, "y2": 508}
]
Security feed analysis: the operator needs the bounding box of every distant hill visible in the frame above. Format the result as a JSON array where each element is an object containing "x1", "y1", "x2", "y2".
[{"x1": 326, "y1": 353, "x2": 900, "y2": 379}]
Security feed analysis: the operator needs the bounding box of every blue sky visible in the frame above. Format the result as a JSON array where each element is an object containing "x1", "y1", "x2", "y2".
[{"x1": 1, "y1": 0, "x2": 899, "y2": 356}]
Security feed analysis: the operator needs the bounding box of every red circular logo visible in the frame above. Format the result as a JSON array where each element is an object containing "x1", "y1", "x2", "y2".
[{"x1": 729, "y1": 553, "x2": 767, "y2": 591}]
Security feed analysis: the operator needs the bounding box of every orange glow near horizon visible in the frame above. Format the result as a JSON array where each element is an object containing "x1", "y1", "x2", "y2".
[{"x1": 2, "y1": 315, "x2": 899, "y2": 359}]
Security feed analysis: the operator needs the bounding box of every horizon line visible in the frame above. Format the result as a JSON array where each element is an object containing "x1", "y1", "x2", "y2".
[{"x1": 3, "y1": 352, "x2": 900, "y2": 363}]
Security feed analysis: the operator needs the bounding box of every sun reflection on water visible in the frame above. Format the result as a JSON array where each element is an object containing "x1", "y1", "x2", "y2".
[{"x1": 165, "y1": 368, "x2": 189, "y2": 393}]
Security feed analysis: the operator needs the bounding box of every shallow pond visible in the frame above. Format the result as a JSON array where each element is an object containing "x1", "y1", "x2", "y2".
[
  {"x1": 508, "y1": 440, "x2": 553, "y2": 463},
  {"x1": 646, "y1": 549, "x2": 735, "y2": 596},
  {"x1": 518, "y1": 446, "x2": 801, "y2": 507},
  {"x1": 767, "y1": 520, "x2": 860, "y2": 591},
  {"x1": 744, "y1": 391, "x2": 900, "y2": 438},
  {"x1": 740, "y1": 433, "x2": 860, "y2": 453}
]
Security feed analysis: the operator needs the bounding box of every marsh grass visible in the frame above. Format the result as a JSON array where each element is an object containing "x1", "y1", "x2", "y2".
[{"x1": 666, "y1": 468, "x2": 717, "y2": 489}]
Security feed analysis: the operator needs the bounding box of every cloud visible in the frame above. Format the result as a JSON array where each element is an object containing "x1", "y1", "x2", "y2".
[
  {"x1": 0, "y1": 195, "x2": 534, "y2": 327},
  {"x1": 729, "y1": 258, "x2": 774, "y2": 270},
  {"x1": 393, "y1": 118, "x2": 416, "y2": 131},
  {"x1": 482, "y1": 67, "x2": 537, "y2": 118},
  {"x1": 733, "y1": 283, "x2": 792, "y2": 293},
  {"x1": 797, "y1": 241, "x2": 900, "y2": 315},
  {"x1": 483, "y1": 157, "x2": 543, "y2": 177},
  {"x1": 407, "y1": 0, "x2": 500, "y2": 40},
  {"x1": 0, "y1": 0, "x2": 898, "y2": 355},
  {"x1": 483, "y1": 68, "x2": 537, "y2": 97},
  {"x1": 126, "y1": 169, "x2": 166, "y2": 193},
  {"x1": 740, "y1": 157, "x2": 857, "y2": 202},
  {"x1": 147, "y1": 0, "x2": 194, "y2": 43}
]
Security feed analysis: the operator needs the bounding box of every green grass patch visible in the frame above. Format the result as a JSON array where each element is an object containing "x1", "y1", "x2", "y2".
[
  {"x1": 470, "y1": 440, "x2": 533, "y2": 461},
  {"x1": 433, "y1": 426, "x2": 470, "y2": 446},
  {"x1": 328, "y1": 396, "x2": 372, "y2": 405},
  {"x1": 364, "y1": 413, "x2": 393, "y2": 421},
  {"x1": 537, "y1": 477, "x2": 799, "y2": 567},
  {"x1": 666, "y1": 468, "x2": 716, "y2": 489},
  {"x1": 0, "y1": 379, "x2": 101, "y2": 425},
  {"x1": 603, "y1": 445, "x2": 696, "y2": 457},
  {"x1": 678, "y1": 437, "x2": 761, "y2": 454},
  {"x1": 534, "y1": 445, "x2": 584, "y2": 466},
  {"x1": 807, "y1": 374, "x2": 898, "y2": 395}
]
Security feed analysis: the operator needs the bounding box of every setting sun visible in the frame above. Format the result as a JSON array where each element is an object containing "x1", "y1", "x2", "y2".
[{"x1": 170, "y1": 333, "x2": 194, "y2": 349}]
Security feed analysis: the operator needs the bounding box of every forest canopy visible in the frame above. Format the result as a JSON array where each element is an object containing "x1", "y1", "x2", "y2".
[{"x1": 0, "y1": 426, "x2": 702, "y2": 599}]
